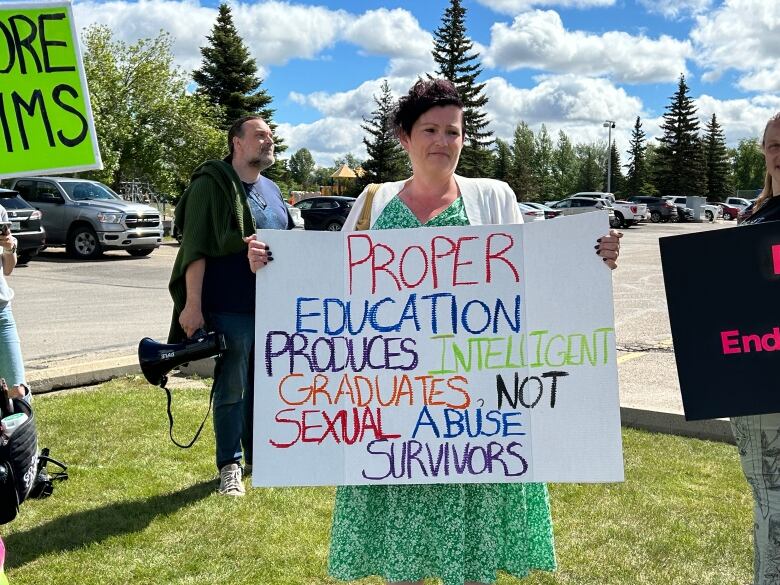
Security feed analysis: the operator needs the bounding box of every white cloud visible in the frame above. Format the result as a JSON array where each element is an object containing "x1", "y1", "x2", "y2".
[
  {"x1": 288, "y1": 77, "x2": 415, "y2": 119},
  {"x1": 231, "y1": 2, "x2": 347, "y2": 66},
  {"x1": 484, "y1": 10, "x2": 691, "y2": 83},
  {"x1": 475, "y1": 0, "x2": 614, "y2": 14},
  {"x1": 73, "y1": 0, "x2": 216, "y2": 72},
  {"x1": 277, "y1": 118, "x2": 367, "y2": 166},
  {"x1": 691, "y1": 0, "x2": 780, "y2": 93},
  {"x1": 72, "y1": 1, "x2": 433, "y2": 78},
  {"x1": 695, "y1": 94, "x2": 780, "y2": 144},
  {"x1": 484, "y1": 75, "x2": 648, "y2": 153},
  {"x1": 637, "y1": 0, "x2": 712, "y2": 19}
]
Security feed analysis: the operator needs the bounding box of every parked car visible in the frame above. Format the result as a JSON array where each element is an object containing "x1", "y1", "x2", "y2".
[
  {"x1": 725, "y1": 196, "x2": 755, "y2": 211},
  {"x1": 547, "y1": 197, "x2": 619, "y2": 227},
  {"x1": 293, "y1": 196, "x2": 355, "y2": 231},
  {"x1": 663, "y1": 196, "x2": 722, "y2": 222},
  {"x1": 522, "y1": 201, "x2": 561, "y2": 219},
  {"x1": 566, "y1": 192, "x2": 647, "y2": 227},
  {"x1": 286, "y1": 203, "x2": 305, "y2": 230},
  {"x1": 8, "y1": 177, "x2": 163, "y2": 259},
  {"x1": 626, "y1": 195, "x2": 678, "y2": 223},
  {"x1": 572, "y1": 191, "x2": 616, "y2": 203},
  {"x1": 517, "y1": 203, "x2": 545, "y2": 222},
  {"x1": 0, "y1": 188, "x2": 46, "y2": 264},
  {"x1": 716, "y1": 202, "x2": 740, "y2": 220}
]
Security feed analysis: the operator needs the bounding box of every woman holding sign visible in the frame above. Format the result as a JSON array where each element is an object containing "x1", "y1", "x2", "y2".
[
  {"x1": 731, "y1": 112, "x2": 780, "y2": 585},
  {"x1": 248, "y1": 79, "x2": 621, "y2": 585}
]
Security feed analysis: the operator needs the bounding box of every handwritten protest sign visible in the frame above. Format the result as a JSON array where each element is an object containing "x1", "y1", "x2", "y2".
[
  {"x1": 254, "y1": 212, "x2": 623, "y2": 487},
  {"x1": 0, "y1": 1, "x2": 102, "y2": 178}
]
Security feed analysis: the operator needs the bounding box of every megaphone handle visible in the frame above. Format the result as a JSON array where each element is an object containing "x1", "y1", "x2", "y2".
[{"x1": 163, "y1": 383, "x2": 214, "y2": 449}]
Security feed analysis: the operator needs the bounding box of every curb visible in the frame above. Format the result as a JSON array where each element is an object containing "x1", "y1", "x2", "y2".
[
  {"x1": 27, "y1": 356, "x2": 736, "y2": 445},
  {"x1": 27, "y1": 355, "x2": 141, "y2": 393},
  {"x1": 620, "y1": 406, "x2": 733, "y2": 445}
]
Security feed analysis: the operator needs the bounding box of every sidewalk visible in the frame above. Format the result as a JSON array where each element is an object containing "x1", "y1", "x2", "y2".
[{"x1": 25, "y1": 346, "x2": 735, "y2": 445}]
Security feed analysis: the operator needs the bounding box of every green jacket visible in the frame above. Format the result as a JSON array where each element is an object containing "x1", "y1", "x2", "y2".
[{"x1": 167, "y1": 160, "x2": 256, "y2": 342}]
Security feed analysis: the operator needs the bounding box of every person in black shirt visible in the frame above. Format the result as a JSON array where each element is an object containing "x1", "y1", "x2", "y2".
[
  {"x1": 170, "y1": 116, "x2": 291, "y2": 496},
  {"x1": 731, "y1": 112, "x2": 780, "y2": 585}
]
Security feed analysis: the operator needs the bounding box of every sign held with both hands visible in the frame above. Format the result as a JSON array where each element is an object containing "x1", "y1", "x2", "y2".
[{"x1": 254, "y1": 213, "x2": 624, "y2": 487}]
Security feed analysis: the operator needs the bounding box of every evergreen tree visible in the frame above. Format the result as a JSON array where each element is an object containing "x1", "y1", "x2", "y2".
[
  {"x1": 551, "y1": 130, "x2": 579, "y2": 197},
  {"x1": 625, "y1": 117, "x2": 652, "y2": 195},
  {"x1": 493, "y1": 139, "x2": 512, "y2": 183},
  {"x1": 193, "y1": 3, "x2": 286, "y2": 181},
  {"x1": 652, "y1": 74, "x2": 706, "y2": 196},
  {"x1": 432, "y1": 0, "x2": 493, "y2": 177},
  {"x1": 509, "y1": 122, "x2": 535, "y2": 201},
  {"x1": 605, "y1": 141, "x2": 625, "y2": 195},
  {"x1": 702, "y1": 113, "x2": 733, "y2": 200},
  {"x1": 361, "y1": 80, "x2": 408, "y2": 185}
]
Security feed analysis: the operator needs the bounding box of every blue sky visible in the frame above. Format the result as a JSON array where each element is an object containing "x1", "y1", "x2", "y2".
[{"x1": 71, "y1": 0, "x2": 780, "y2": 166}]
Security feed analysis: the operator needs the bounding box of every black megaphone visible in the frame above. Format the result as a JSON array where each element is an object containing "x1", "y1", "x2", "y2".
[{"x1": 138, "y1": 329, "x2": 227, "y2": 388}]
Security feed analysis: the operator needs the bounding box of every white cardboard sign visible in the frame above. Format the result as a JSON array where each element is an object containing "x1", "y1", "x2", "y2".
[{"x1": 253, "y1": 212, "x2": 623, "y2": 487}]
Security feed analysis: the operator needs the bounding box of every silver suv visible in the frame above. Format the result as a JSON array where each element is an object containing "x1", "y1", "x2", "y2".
[{"x1": 8, "y1": 177, "x2": 163, "y2": 259}]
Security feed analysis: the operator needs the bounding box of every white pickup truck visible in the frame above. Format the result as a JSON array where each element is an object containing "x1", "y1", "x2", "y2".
[{"x1": 571, "y1": 192, "x2": 648, "y2": 228}]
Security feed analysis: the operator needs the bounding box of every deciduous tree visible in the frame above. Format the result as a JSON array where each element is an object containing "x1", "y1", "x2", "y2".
[{"x1": 82, "y1": 25, "x2": 224, "y2": 200}]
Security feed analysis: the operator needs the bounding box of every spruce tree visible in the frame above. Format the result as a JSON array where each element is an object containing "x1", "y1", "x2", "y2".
[
  {"x1": 361, "y1": 80, "x2": 408, "y2": 185},
  {"x1": 493, "y1": 139, "x2": 512, "y2": 183},
  {"x1": 703, "y1": 113, "x2": 733, "y2": 200},
  {"x1": 652, "y1": 74, "x2": 706, "y2": 196},
  {"x1": 625, "y1": 116, "x2": 651, "y2": 195},
  {"x1": 432, "y1": 0, "x2": 493, "y2": 178},
  {"x1": 193, "y1": 3, "x2": 286, "y2": 180},
  {"x1": 605, "y1": 141, "x2": 625, "y2": 195}
]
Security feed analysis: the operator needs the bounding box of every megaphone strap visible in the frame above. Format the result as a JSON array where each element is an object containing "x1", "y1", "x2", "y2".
[{"x1": 163, "y1": 384, "x2": 214, "y2": 449}]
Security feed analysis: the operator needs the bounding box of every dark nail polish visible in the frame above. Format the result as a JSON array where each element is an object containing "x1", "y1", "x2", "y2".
[
  {"x1": 597, "y1": 238, "x2": 602, "y2": 243},
  {"x1": 268, "y1": 257, "x2": 274, "y2": 261},
  {"x1": 602, "y1": 257, "x2": 608, "y2": 262},
  {"x1": 594, "y1": 245, "x2": 599, "y2": 249}
]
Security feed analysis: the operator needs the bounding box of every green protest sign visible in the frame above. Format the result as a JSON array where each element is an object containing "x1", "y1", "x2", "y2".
[{"x1": 0, "y1": 0, "x2": 102, "y2": 179}]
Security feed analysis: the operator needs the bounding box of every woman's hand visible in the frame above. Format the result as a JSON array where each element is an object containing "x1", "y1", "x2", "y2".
[
  {"x1": 596, "y1": 230, "x2": 623, "y2": 270},
  {"x1": 244, "y1": 234, "x2": 273, "y2": 274}
]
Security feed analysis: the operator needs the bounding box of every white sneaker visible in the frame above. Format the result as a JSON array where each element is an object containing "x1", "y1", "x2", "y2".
[{"x1": 218, "y1": 463, "x2": 245, "y2": 496}]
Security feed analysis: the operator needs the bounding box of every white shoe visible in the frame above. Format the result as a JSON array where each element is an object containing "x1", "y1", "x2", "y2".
[{"x1": 218, "y1": 463, "x2": 245, "y2": 496}]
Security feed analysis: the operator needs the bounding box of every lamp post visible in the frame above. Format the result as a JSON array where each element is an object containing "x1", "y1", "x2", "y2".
[{"x1": 603, "y1": 120, "x2": 616, "y2": 193}]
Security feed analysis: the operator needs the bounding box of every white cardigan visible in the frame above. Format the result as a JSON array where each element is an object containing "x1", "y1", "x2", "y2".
[{"x1": 342, "y1": 175, "x2": 524, "y2": 230}]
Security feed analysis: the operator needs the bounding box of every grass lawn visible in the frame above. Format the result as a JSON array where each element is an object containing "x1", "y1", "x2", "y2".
[{"x1": 1, "y1": 377, "x2": 753, "y2": 585}]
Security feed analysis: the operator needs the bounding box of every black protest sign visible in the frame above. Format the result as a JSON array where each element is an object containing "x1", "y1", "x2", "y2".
[{"x1": 660, "y1": 222, "x2": 780, "y2": 420}]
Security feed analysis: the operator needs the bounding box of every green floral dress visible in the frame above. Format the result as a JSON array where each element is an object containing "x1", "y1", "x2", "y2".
[{"x1": 328, "y1": 195, "x2": 556, "y2": 585}]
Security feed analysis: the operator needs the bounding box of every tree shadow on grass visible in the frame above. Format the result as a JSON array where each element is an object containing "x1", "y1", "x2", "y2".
[{"x1": 4, "y1": 480, "x2": 214, "y2": 568}]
